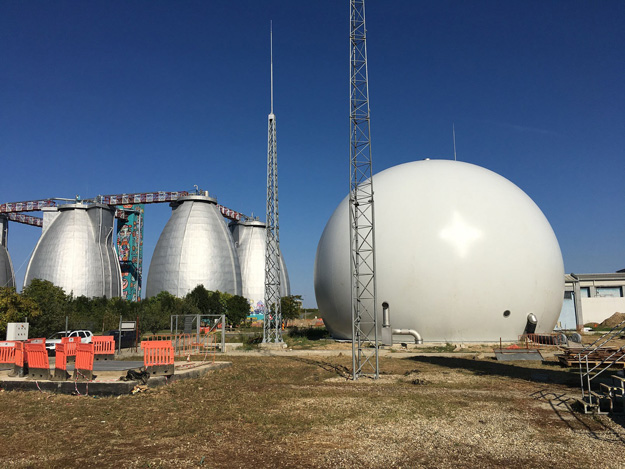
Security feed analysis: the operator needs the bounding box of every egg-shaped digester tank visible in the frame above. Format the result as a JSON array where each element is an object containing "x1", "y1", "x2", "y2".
[
  {"x1": 24, "y1": 203, "x2": 122, "y2": 298},
  {"x1": 146, "y1": 195, "x2": 242, "y2": 298},
  {"x1": 0, "y1": 216, "x2": 15, "y2": 288},
  {"x1": 229, "y1": 219, "x2": 291, "y2": 310},
  {"x1": 314, "y1": 160, "x2": 564, "y2": 343}
]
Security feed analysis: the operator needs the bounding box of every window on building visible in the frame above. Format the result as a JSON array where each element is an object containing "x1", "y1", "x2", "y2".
[
  {"x1": 596, "y1": 287, "x2": 623, "y2": 298},
  {"x1": 580, "y1": 287, "x2": 590, "y2": 298}
]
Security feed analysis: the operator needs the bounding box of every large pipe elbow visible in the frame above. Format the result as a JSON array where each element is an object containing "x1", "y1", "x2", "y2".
[{"x1": 392, "y1": 328, "x2": 423, "y2": 344}]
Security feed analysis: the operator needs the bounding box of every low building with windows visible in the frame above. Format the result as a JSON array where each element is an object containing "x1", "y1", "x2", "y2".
[{"x1": 557, "y1": 272, "x2": 625, "y2": 330}]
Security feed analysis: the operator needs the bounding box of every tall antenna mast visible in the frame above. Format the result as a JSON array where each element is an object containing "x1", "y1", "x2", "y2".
[
  {"x1": 453, "y1": 123, "x2": 457, "y2": 161},
  {"x1": 349, "y1": 0, "x2": 378, "y2": 379},
  {"x1": 264, "y1": 21, "x2": 283, "y2": 344}
]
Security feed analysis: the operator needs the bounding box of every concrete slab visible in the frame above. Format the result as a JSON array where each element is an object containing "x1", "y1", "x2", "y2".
[
  {"x1": 494, "y1": 349, "x2": 544, "y2": 361},
  {"x1": 0, "y1": 361, "x2": 231, "y2": 396}
]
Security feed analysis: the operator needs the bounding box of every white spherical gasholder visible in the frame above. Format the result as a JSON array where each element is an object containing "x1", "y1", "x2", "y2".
[{"x1": 314, "y1": 160, "x2": 564, "y2": 342}]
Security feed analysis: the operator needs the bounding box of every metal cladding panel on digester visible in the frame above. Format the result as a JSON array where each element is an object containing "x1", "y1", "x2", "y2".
[
  {"x1": 146, "y1": 195, "x2": 242, "y2": 298},
  {"x1": 24, "y1": 203, "x2": 122, "y2": 298},
  {"x1": 0, "y1": 245, "x2": 15, "y2": 288},
  {"x1": 0, "y1": 217, "x2": 15, "y2": 288},
  {"x1": 229, "y1": 220, "x2": 290, "y2": 313}
]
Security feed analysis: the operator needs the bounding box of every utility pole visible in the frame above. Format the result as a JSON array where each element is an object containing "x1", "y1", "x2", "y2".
[
  {"x1": 264, "y1": 23, "x2": 283, "y2": 344},
  {"x1": 349, "y1": 0, "x2": 378, "y2": 379}
]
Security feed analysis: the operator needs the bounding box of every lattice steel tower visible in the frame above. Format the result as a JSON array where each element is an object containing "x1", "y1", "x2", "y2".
[
  {"x1": 264, "y1": 25, "x2": 283, "y2": 343},
  {"x1": 349, "y1": 0, "x2": 378, "y2": 378}
]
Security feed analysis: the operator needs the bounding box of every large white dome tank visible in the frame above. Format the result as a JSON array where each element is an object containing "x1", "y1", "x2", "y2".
[{"x1": 314, "y1": 160, "x2": 564, "y2": 342}]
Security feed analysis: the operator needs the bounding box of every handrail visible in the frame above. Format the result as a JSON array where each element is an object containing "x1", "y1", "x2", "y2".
[
  {"x1": 581, "y1": 345, "x2": 625, "y2": 380},
  {"x1": 577, "y1": 319, "x2": 625, "y2": 358},
  {"x1": 578, "y1": 318, "x2": 625, "y2": 405}
]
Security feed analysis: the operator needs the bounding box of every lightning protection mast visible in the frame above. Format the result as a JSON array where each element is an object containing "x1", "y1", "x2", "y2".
[
  {"x1": 349, "y1": 0, "x2": 379, "y2": 379},
  {"x1": 264, "y1": 23, "x2": 283, "y2": 344}
]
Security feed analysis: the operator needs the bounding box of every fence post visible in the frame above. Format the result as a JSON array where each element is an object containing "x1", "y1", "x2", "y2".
[{"x1": 221, "y1": 314, "x2": 225, "y2": 353}]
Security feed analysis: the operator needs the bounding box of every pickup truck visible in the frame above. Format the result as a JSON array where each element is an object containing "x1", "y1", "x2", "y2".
[{"x1": 45, "y1": 330, "x2": 93, "y2": 354}]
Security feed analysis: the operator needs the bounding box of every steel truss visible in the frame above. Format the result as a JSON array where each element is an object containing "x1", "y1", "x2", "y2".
[
  {"x1": 264, "y1": 27, "x2": 283, "y2": 343},
  {"x1": 349, "y1": 0, "x2": 378, "y2": 379}
]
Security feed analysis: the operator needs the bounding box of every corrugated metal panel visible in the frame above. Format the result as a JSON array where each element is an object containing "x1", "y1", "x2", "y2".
[
  {"x1": 24, "y1": 203, "x2": 121, "y2": 298},
  {"x1": 146, "y1": 195, "x2": 242, "y2": 298},
  {"x1": 229, "y1": 219, "x2": 290, "y2": 312}
]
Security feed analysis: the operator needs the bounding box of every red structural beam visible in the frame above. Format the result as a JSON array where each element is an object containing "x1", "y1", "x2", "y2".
[
  {"x1": 0, "y1": 190, "x2": 246, "y2": 222},
  {"x1": 4, "y1": 213, "x2": 44, "y2": 227},
  {"x1": 0, "y1": 200, "x2": 56, "y2": 213},
  {"x1": 103, "y1": 191, "x2": 245, "y2": 221}
]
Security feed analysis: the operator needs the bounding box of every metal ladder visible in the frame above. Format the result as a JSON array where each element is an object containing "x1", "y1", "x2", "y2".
[{"x1": 577, "y1": 319, "x2": 625, "y2": 414}]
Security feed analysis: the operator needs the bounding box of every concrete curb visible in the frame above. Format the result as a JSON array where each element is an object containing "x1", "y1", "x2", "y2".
[{"x1": 0, "y1": 361, "x2": 232, "y2": 396}]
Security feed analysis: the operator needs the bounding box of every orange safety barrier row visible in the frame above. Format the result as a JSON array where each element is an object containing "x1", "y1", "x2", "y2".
[
  {"x1": 25, "y1": 340, "x2": 50, "y2": 380},
  {"x1": 141, "y1": 340, "x2": 174, "y2": 376},
  {"x1": 74, "y1": 343, "x2": 94, "y2": 380},
  {"x1": 0, "y1": 342, "x2": 16, "y2": 364},
  {"x1": 54, "y1": 343, "x2": 70, "y2": 380},
  {"x1": 93, "y1": 336, "x2": 115, "y2": 359}
]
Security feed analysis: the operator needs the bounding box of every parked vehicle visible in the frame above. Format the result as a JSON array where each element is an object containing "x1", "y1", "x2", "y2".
[
  {"x1": 107, "y1": 330, "x2": 139, "y2": 349},
  {"x1": 45, "y1": 330, "x2": 93, "y2": 354}
]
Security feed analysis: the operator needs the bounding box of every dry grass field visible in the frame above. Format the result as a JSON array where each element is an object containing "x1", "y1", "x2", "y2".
[{"x1": 1, "y1": 352, "x2": 624, "y2": 468}]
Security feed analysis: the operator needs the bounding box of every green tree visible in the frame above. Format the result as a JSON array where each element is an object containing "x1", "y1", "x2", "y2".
[
  {"x1": 0, "y1": 287, "x2": 40, "y2": 335},
  {"x1": 225, "y1": 295, "x2": 250, "y2": 327},
  {"x1": 207, "y1": 290, "x2": 224, "y2": 315},
  {"x1": 22, "y1": 279, "x2": 71, "y2": 337},
  {"x1": 281, "y1": 295, "x2": 303, "y2": 322},
  {"x1": 138, "y1": 295, "x2": 170, "y2": 334},
  {"x1": 185, "y1": 284, "x2": 211, "y2": 314}
]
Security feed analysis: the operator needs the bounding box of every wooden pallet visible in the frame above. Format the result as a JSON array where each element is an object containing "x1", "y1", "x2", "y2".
[{"x1": 556, "y1": 347, "x2": 625, "y2": 368}]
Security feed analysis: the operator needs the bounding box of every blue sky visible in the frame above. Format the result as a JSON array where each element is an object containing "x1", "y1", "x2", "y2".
[{"x1": 1, "y1": 1, "x2": 623, "y2": 307}]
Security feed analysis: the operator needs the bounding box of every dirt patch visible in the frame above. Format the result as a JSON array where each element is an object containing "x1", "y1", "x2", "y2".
[{"x1": 600, "y1": 312, "x2": 625, "y2": 328}]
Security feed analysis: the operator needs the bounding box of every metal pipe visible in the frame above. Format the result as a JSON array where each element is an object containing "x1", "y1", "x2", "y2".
[
  {"x1": 392, "y1": 328, "x2": 423, "y2": 344},
  {"x1": 382, "y1": 302, "x2": 390, "y2": 328}
]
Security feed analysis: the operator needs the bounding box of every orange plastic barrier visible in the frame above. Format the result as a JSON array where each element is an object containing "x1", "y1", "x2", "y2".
[
  {"x1": 13, "y1": 342, "x2": 26, "y2": 377},
  {"x1": 74, "y1": 343, "x2": 94, "y2": 380},
  {"x1": 143, "y1": 333, "x2": 195, "y2": 356},
  {"x1": 92, "y1": 336, "x2": 115, "y2": 360},
  {"x1": 54, "y1": 343, "x2": 70, "y2": 380},
  {"x1": 0, "y1": 342, "x2": 16, "y2": 364},
  {"x1": 61, "y1": 336, "x2": 81, "y2": 359},
  {"x1": 25, "y1": 340, "x2": 50, "y2": 380},
  {"x1": 141, "y1": 340, "x2": 174, "y2": 376}
]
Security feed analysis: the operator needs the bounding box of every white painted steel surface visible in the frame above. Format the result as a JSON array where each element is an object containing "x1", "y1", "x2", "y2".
[
  {"x1": 314, "y1": 160, "x2": 564, "y2": 342},
  {"x1": 0, "y1": 245, "x2": 15, "y2": 288},
  {"x1": 24, "y1": 203, "x2": 122, "y2": 298},
  {"x1": 229, "y1": 219, "x2": 290, "y2": 310},
  {"x1": 146, "y1": 195, "x2": 242, "y2": 298}
]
